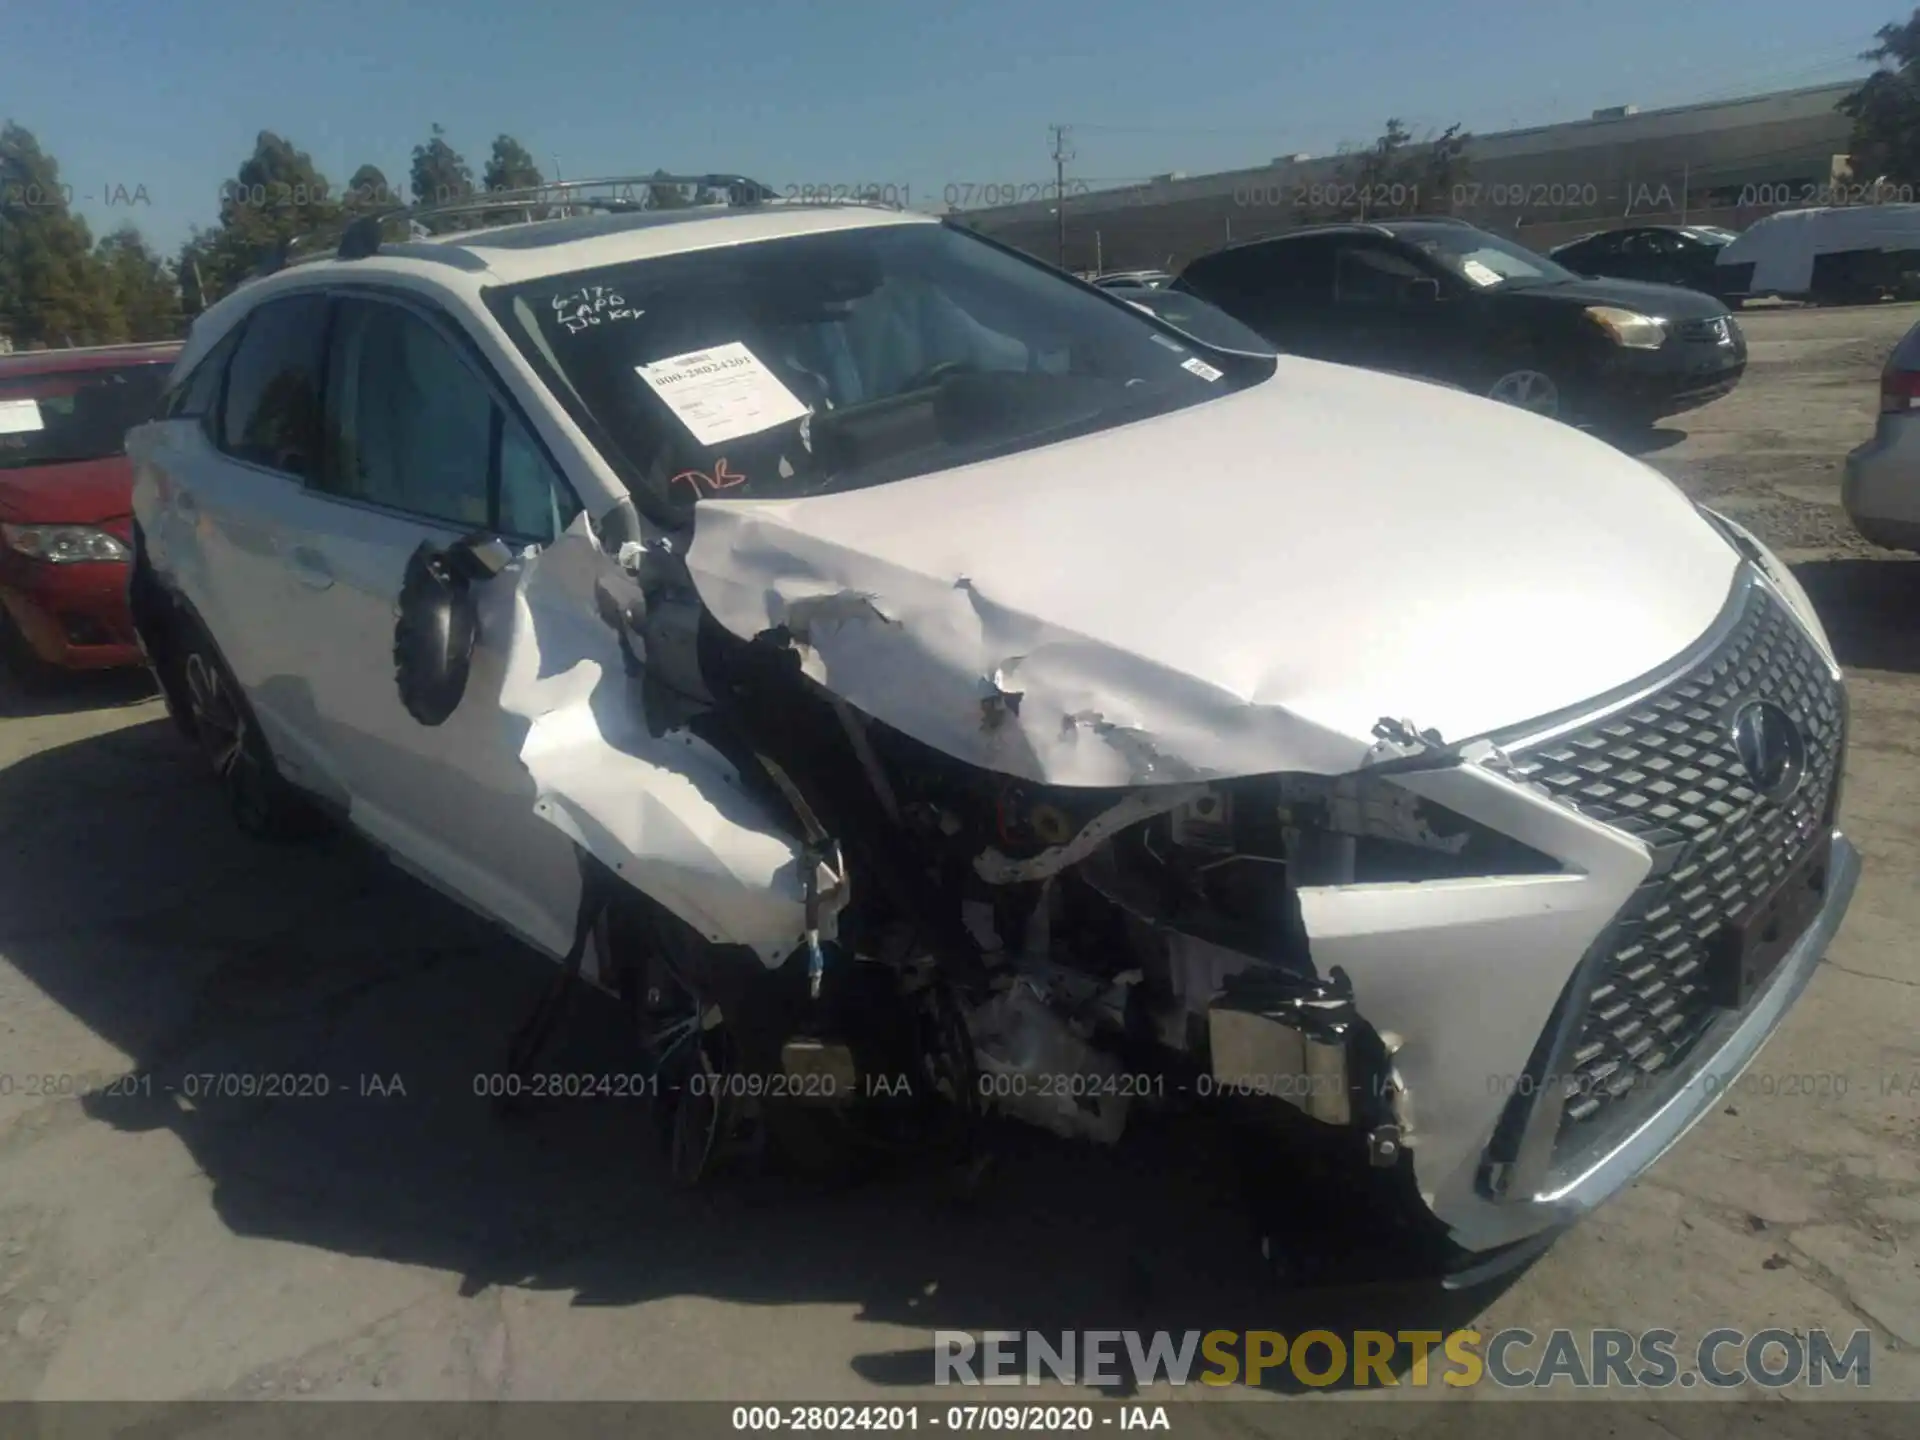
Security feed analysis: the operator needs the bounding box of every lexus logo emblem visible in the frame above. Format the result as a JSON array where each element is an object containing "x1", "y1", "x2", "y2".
[{"x1": 1730, "y1": 699, "x2": 1806, "y2": 803}]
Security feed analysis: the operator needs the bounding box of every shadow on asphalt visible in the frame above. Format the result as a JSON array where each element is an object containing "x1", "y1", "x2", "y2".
[
  {"x1": 0, "y1": 715, "x2": 1530, "y2": 1395},
  {"x1": 0, "y1": 662, "x2": 156, "y2": 720},
  {"x1": 1793, "y1": 556, "x2": 1920, "y2": 676},
  {"x1": 1593, "y1": 423, "x2": 1688, "y2": 456}
]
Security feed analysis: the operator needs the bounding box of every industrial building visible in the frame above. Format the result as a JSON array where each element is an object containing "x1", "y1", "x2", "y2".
[{"x1": 961, "y1": 81, "x2": 1862, "y2": 272}]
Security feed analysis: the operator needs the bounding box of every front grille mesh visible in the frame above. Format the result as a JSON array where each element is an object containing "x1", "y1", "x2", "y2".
[{"x1": 1507, "y1": 581, "x2": 1842, "y2": 1157}]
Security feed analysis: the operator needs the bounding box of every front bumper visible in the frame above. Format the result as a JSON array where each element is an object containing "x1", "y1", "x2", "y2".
[
  {"x1": 1444, "y1": 829, "x2": 1857, "y2": 1280},
  {"x1": 1271, "y1": 565, "x2": 1853, "y2": 1262},
  {"x1": 0, "y1": 558, "x2": 141, "y2": 669},
  {"x1": 1592, "y1": 334, "x2": 1747, "y2": 420}
]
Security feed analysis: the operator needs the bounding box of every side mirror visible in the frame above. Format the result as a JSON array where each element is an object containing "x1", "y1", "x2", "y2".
[
  {"x1": 1402, "y1": 277, "x2": 1443, "y2": 304},
  {"x1": 392, "y1": 531, "x2": 513, "y2": 727}
]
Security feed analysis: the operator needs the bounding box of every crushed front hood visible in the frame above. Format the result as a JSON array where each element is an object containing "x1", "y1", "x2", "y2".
[{"x1": 687, "y1": 360, "x2": 1740, "y2": 787}]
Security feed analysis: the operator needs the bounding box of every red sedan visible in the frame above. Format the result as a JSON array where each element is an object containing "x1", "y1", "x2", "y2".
[{"x1": 0, "y1": 341, "x2": 182, "y2": 674}]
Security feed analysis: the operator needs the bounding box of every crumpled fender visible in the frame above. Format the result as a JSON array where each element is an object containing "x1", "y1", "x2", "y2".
[
  {"x1": 496, "y1": 516, "x2": 844, "y2": 966},
  {"x1": 684, "y1": 507, "x2": 1368, "y2": 789},
  {"x1": 679, "y1": 370, "x2": 1739, "y2": 790}
]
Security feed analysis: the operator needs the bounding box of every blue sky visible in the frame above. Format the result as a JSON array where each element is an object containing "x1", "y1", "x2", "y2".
[{"x1": 0, "y1": 0, "x2": 1897, "y2": 255}]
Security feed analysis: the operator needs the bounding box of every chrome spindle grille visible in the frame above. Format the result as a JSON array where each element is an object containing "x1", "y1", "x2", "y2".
[{"x1": 1508, "y1": 583, "x2": 1842, "y2": 1155}]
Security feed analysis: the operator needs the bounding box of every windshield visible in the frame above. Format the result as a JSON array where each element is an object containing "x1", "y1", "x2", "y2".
[
  {"x1": 487, "y1": 221, "x2": 1265, "y2": 517},
  {"x1": 1392, "y1": 226, "x2": 1579, "y2": 289},
  {"x1": 0, "y1": 363, "x2": 171, "y2": 471},
  {"x1": 1113, "y1": 289, "x2": 1276, "y2": 354},
  {"x1": 1686, "y1": 226, "x2": 1740, "y2": 244}
]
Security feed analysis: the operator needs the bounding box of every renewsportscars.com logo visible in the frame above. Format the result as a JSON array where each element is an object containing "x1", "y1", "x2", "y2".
[{"x1": 935, "y1": 1328, "x2": 1873, "y2": 1389}]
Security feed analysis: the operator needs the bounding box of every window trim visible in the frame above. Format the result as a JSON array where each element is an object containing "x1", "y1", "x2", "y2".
[{"x1": 311, "y1": 283, "x2": 582, "y2": 543}]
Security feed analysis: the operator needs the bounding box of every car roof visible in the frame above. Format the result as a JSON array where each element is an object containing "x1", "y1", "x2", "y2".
[
  {"x1": 290, "y1": 202, "x2": 935, "y2": 287},
  {"x1": 177, "y1": 202, "x2": 941, "y2": 378},
  {"x1": 1185, "y1": 217, "x2": 1486, "y2": 267},
  {"x1": 0, "y1": 341, "x2": 182, "y2": 378}
]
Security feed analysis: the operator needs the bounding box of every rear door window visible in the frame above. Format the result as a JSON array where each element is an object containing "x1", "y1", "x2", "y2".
[{"x1": 220, "y1": 293, "x2": 329, "y2": 477}]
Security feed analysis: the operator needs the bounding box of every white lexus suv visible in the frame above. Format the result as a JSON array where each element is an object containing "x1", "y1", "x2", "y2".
[{"x1": 127, "y1": 178, "x2": 1859, "y2": 1280}]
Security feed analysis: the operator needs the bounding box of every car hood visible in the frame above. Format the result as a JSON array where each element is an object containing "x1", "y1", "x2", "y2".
[
  {"x1": 685, "y1": 360, "x2": 1741, "y2": 787},
  {"x1": 0, "y1": 455, "x2": 135, "y2": 526},
  {"x1": 1507, "y1": 274, "x2": 1729, "y2": 317}
]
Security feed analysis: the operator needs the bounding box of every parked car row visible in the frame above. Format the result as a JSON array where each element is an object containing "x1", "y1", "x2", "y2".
[
  {"x1": 1549, "y1": 207, "x2": 1920, "y2": 307},
  {"x1": 9, "y1": 203, "x2": 1920, "y2": 694},
  {"x1": 1168, "y1": 218, "x2": 1747, "y2": 429}
]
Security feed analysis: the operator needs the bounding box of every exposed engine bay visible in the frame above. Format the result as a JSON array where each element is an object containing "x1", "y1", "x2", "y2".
[{"x1": 489, "y1": 513, "x2": 1524, "y2": 1238}]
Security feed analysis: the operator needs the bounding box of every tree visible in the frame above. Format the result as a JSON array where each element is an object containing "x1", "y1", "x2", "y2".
[
  {"x1": 181, "y1": 130, "x2": 338, "y2": 310},
  {"x1": 343, "y1": 162, "x2": 398, "y2": 215},
  {"x1": 643, "y1": 168, "x2": 695, "y2": 210},
  {"x1": 1841, "y1": 12, "x2": 1920, "y2": 186},
  {"x1": 479, "y1": 134, "x2": 548, "y2": 223},
  {"x1": 410, "y1": 123, "x2": 475, "y2": 224},
  {"x1": 482, "y1": 134, "x2": 544, "y2": 195},
  {"x1": 1303, "y1": 118, "x2": 1473, "y2": 223},
  {"x1": 0, "y1": 122, "x2": 120, "y2": 346},
  {"x1": 1411, "y1": 123, "x2": 1472, "y2": 214},
  {"x1": 95, "y1": 225, "x2": 179, "y2": 341}
]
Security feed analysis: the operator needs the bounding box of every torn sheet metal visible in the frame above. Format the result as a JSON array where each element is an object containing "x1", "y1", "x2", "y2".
[
  {"x1": 498, "y1": 515, "x2": 844, "y2": 967},
  {"x1": 973, "y1": 783, "x2": 1209, "y2": 885},
  {"x1": 683, "y1": 370, "x2": 1741, "y2": 788}
]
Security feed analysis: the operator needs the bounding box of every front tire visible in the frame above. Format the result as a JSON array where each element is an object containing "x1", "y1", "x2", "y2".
[{"x1": 174, "y1": 624, "x2": 323, "y2": 841}]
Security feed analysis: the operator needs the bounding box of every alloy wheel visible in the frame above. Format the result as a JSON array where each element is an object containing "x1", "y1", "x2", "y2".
[
  {"x1": 1487, "y1": 368, "x2": 1562, "y2": 417},
  {"x1": 183, "y1": 651, "x2": 270, "y2": 830}
]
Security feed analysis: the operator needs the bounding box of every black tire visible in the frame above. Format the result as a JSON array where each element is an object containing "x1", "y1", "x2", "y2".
[{"x1": 171, "y1": 618, "x2": 325, "y2": 841}]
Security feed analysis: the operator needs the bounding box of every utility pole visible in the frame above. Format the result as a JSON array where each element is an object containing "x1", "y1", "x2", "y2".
[{"x1": 1050, "y1": 123, "x2": 1073, "y2": 267}]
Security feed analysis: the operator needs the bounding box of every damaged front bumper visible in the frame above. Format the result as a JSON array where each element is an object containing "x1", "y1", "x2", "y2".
[
  {"x1": 505, "y1": 504, "x2": 1856, "y2": 1268},
  {"x1": 1443, "y1": 831, "x2": 1858, "y2": 1276},
  {"x1": 1182, "y1": 567, "x2": 1859, "y2": 1267}
]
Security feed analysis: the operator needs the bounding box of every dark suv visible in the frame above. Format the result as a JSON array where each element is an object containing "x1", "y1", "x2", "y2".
[{"x1": 1173, "y1": 219, "x2": 1747, "y2": 428}]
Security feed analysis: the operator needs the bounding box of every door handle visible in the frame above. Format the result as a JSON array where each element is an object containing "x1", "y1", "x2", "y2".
[
  {"x1": 287, "y1": 545, "x2": 335, "y2": 591},
  {"x1": 173, "y1": 490, "x2": 198, "y2": 519}
]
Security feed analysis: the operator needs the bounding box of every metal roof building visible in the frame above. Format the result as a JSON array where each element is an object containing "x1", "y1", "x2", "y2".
[{"x1": 961, "y1": 81, "x2": 1863, "y2": 271}]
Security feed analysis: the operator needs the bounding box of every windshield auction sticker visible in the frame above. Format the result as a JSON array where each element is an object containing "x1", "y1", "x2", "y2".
[
  {"x1": 636, "y1": 342, "x2": 810, "y2": 447},
  {"x1": 0, "y1": 399, "x2": 46, "y2": 434}
]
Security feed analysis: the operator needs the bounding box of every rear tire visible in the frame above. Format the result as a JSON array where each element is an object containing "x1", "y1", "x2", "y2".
[{"x1": 172, "y1": 620, "x2": 325, "y2": 841}]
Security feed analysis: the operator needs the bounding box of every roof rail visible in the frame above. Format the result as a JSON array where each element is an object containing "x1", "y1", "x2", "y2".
[{"x1": 257, "y1": 174, "x2": 776, "y2": 276}]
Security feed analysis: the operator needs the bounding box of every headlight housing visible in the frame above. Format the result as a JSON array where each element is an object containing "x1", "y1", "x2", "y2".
[
  {"x1": 0, "y1": 523, "x2": 132, "y2": 564},
  {"x1": 1584, "y1": 305, "x2": 1669, "y2": 350}
]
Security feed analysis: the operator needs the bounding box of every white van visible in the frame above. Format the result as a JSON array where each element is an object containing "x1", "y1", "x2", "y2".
[{"x1": 1715, "y1": 203, "x2": 1920, "y2": 303}]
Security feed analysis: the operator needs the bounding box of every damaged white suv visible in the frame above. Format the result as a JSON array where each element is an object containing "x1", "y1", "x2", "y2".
[{"x1": 128, "y1": 180, "x2": 1859, "y2": 1280}]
